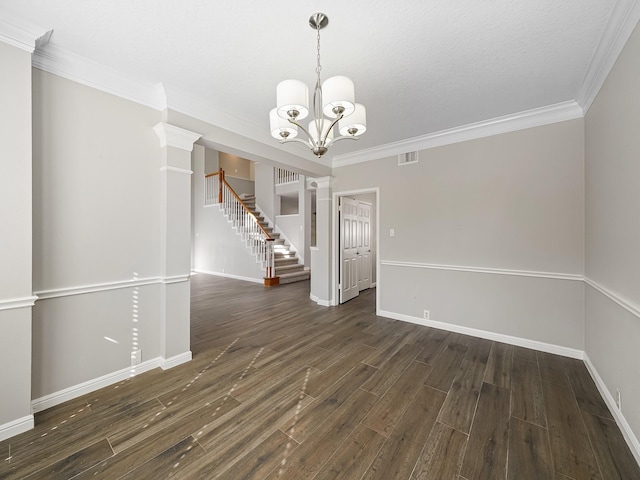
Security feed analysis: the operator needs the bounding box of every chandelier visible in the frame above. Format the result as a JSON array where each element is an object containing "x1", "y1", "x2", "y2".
[{"x1": 269, "y1": 13, "x2": 367, "y2": 158}]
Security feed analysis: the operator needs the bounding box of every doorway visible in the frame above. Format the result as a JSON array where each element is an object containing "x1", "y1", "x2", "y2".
[{"x1": 334, "y1": 189, "x2": 379, "y2": 308}]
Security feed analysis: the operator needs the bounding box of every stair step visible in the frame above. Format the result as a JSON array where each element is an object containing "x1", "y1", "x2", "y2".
[
  {"x1": 278, "y1": 270, "x2": 310, "y2": 284},
  {"x1": 275, "y1": 257, "x2": 298, "y2": 266},
  {"x1": 276, "y1": 263, "x2": 305, "y2": 274}
]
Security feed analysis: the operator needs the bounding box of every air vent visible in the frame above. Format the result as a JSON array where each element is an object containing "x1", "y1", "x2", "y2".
[{"x1": 398, "y1": 151, "x2": 418, "y2": 166}]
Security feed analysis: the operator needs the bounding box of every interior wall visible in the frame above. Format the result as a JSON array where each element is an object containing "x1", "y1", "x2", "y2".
[
  {"x1": 31, "y1": 69, "x2": 165, "y2": 399},
  {"x1": 254, "y1": 163, "x2": 277, "y2": 221},
  {"x1": 332, "y1": 119, "x2": 585, "y2": 351},
  {"x1": 0, "y1": 41, "x2": 34, "y2": 435},
  {"x1": 280, "y1": 194, "x2": 299, "y2": 215},
  {"x1": 584, "y1": 19, "x2": 640, "y2": 448},
  {"x1": 219, "y1": 152, "x2": 252, "y2": 180}
]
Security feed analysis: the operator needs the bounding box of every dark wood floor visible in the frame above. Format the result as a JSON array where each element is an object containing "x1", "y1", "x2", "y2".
[{"x1": 2, "y1": 274, "x2": 639, "y2": 479}]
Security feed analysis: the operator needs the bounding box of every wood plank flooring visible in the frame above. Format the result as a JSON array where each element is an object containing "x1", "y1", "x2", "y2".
[{"x1": 1, "y1": 273, "x2": 639, "y2": 479}]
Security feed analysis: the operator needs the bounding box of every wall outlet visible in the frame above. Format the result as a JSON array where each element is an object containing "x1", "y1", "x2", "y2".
[
  {"x1": 423, "y1": 309, "x2": 430, "y2": 320},
  {"x1": 131, "y1": 349, "x2": 141, "y2": 366},
  {"x1": 616, "y1": 388, "x2": 622, "y2": 410}
]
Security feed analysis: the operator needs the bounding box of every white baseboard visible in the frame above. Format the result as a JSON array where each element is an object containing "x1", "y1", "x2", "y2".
[
  {"x1": 310, "y1": 293, "x2": 332, "y2": 307},
  {"x1": 192, "y1": 269, "x2": 262, "y2": 284},
  {"x1": 377, "y1": 309, "x2": 584, "y2": 359},
  {"x1": 161, "y1": 351, "x2": 192, "y2": 370},
  {"x1": 31, "y1": 350, "x2": 193, "y2": 415},
  {"x1": 0, "y1": 414, "x2": 34, "y2": 442},
  {"x1": 583, "y1": 353, "x2": 640, "y2": 466},
  {"x1": 31, "y1": 357, "x2": 163, "y2": 413}
]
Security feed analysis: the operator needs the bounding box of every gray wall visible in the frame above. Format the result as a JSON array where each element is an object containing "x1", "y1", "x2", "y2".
[
  {"x1": 333, "y1": 119, "x2": 586, "y2": 350},
  {"x1": 30, "y1": 69, "x2": 166, "y2": 399},
  {"x1": 255, "y1": 163, "x2": 277, "y2": 221},
  {"x1": 585, "y1": 20, "x2": 640, "y2": 446}
]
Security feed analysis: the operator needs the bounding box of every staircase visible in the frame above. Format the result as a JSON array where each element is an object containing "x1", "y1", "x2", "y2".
[{"x1": 240, "y1": 194, "x2": 310, "y2": 285}]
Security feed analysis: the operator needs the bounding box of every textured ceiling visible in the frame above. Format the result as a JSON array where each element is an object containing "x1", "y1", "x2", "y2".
[{"x1": 0, "y1": 0, "x2": 621, "y2": 161}]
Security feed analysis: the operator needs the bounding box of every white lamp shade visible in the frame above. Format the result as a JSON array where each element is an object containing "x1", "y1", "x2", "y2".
[
  {"x1": 277, "y1": 79, "x2": 309, "y2": 120},
  {"x1": 322, "y1": 75, "x2": 355, "y2": 118},
  {"x1": 339, "y1": 103, "x2": 367, "y2": 136},
  {"x1": 309, "y1": 119, "x2": 334, "y2": 145},
  {"x1": 270, "y1": 108, "x2": 298, "y2": 139}
]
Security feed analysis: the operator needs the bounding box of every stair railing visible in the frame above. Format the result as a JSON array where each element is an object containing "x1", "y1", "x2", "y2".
[
  {"x1": 206, "y1": 168, "x2": 277, "y2": 281},
  {"x1": 275, "y1": 167, "x2": 300, "y2": 186}
]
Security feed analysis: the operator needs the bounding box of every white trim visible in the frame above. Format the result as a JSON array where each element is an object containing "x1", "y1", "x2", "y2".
[
  {"x1": 584, "y1": 353, "x2": 640, "y2": 466},
  {"x1": 35, "y1": 277, "x2": 162, "y2": 300},
  {"x1": 33, "y1": 44, "x2": 165, "y2": 110},
  {"x1": 309, "y1": 293, "x2": 333, "y2": 307},
  {"x1": 0, "y1": 9, "x2": 51, "y2": 53},
  {"x1": 0, "y1": 295, "x2": 38, "y2": 311},
  {"x1": 153, "y1": 122, "x2": 202, "y2": 151},
  {"x1": 332, "y1": 101, "x2": 584, "y2": 167},
  {"x1": 577, "y1": 0, "x2": 640, "y2": 113},
  {"x1": 380, "y1": 260, "x2": 583, "y2": 282},
  {"x1": 192, "y1": 269, "x2": 263, "y2": 285},
  {"x1": 377, "y1": 309, "x2": 584, "y2": 359},
  {"x1": 161, "y1": 274, "x2": 191, "y2": 285},
  {"x1": 0, "y1": 415, "x2": 34, "y2": 442},
  {"x1": 309, "y1": 176, "x2": 333, "y2": 189},
  {"x1": 584, "y1": 276, "x2": 640, "y2": 320},
  {"x1": 161, "y1": 351, "x2": 193, "y2": 370},
  {"x1": 160, "y1": 166, "x2": 193, "y2": 175},
  {"x1": 31, "y1": 357, "x2": 164, "y2": 413}
]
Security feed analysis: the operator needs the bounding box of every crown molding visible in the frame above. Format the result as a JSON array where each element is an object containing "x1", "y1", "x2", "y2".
[
  {"x1": 0, "y1": 9, "x2": 51, "y2": 53},
  {"x1": 576, "y1": 0, "x2": 640, "y2": 113},
  {"x1": 32, "y1": 43, "x2": 166, "y2": 110},
  {"x1": 331, "y1": 100, "x2": 584, "y2": 168}
]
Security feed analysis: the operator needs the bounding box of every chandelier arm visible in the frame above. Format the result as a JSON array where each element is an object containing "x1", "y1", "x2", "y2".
[
  {"x1": 287, "y1": 118, "x2": 315, "y2": 145},
  {"x1": 330, "y1": 135, "x2": 360, "y2": 144},
  {"x1": 279, "y1": 137, "x2": 314, "y2": 147},
  {"x1": 321, "y1": 114, "x2": 343, "y2": 144}
]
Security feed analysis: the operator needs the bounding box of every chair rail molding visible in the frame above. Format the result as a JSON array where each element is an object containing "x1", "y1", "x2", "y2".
[
  {"x1": 0, "y1": 295, "x2": 38, "y2": 311},
  {"x1": 380, "y1": 260, "x2": 584, "y2": 281}
]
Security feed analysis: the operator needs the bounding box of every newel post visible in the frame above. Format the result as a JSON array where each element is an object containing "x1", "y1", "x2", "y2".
[{"x1": 218, "y1": 167, "x2": 224, "y2": 204}]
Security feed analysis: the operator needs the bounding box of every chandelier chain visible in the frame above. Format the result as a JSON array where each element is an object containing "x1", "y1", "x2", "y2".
[{"x1": 316, "y1": 24, "x2": 322, "y2": 79}]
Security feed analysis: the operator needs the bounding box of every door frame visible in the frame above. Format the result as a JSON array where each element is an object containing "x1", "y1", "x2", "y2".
[{"x1": 332, "y1": 187, "x2": 380, "y2": 312}]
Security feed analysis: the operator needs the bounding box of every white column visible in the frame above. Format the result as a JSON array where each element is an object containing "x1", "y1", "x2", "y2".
[
  {"x1": 310, "y1": 176, "x2": 333, "y2": 305},
  {"x1": 153, "y1": 122, "x2": 201, "y2": 368},
  {"x1": 0, "y1": 19, "x2": 51, "y2": 440}
]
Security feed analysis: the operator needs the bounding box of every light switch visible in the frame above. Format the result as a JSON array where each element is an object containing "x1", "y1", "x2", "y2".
[{"x1": 390, "y1": 228, "x2": 395, "y2": 237}]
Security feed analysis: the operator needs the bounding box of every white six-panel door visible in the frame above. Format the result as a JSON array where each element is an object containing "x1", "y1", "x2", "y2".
[
  {"x1": 340, "y1": 198, "x2": 372, "y2": 304},
  {"x1": 339, "y1": 197, "x2": 359, "y2": 303}
]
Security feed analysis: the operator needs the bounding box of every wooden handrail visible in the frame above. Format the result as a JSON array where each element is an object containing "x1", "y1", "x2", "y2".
[{"x1": 221, "y1": 176, "x2": 272, "y2": 239}]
